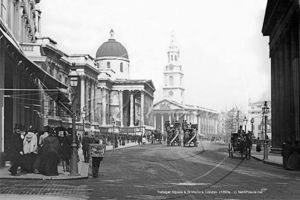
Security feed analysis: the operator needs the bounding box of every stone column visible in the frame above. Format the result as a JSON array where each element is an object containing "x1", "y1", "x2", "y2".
[
  {"x1": 94, "y1": 82, "x2": 97, "y2": 123},
  {"x1": 130, "y1": 91, "x2": 134, "y2": 127},
  {"x1": 176, "y1": 114, "x2": 179, "y2": 121},
  {"x1": 161, "y1": 114, "x2": 164, "y2": 133},
  {"x1": 91, "y1": 80, "x2": 95, "y2": 122},
  {"x1": 101, "y1": 88, "x2": 106, "y2": 126},
  {"x1": 96, "y1": 87, "x2": 101, "y2": 124},
  {"x1": 141, "y1": 91, "x2": 144, "y2": 126},
  {"x1": 80, "y1": 75, "x2": 85, "y2": 123},
  {"x1": 197, "y1": 115, "x2": 200, "y2": 135},
  {"x1": 85, "y1": 78, "x2": 89, "y2": 122},
  {"x1": 119, "y1": 90, "x2": 123, "y2": 126},
  {"x1": 0, "y1": 40, "x2": 5, "y2": 151},
  {"x1": 169, "y1": 114, "x2": 171, "y2": 122},
  {"x1": 154, "y1": 114, "x2": 156, "y2": 129}
]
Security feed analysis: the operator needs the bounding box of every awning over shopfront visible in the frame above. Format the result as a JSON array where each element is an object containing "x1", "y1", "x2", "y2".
[{"x1": 0, "y1": 24, "x2": 72, "y2": 115}]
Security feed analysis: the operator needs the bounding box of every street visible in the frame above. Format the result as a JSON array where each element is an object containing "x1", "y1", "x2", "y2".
[{"x1": 0, "y1": 141, "x2": 299, "y2": 200}]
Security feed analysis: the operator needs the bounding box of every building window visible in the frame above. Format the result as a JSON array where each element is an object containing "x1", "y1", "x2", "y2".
[
  {"x1": 171, "y1": 55, "x2": 173, "y2": 61},
  {"x1": 120, "y1": 62, "x2": 123, "y2": 72},
  {"x1": 175, "y1": 55, "x2": 177, "y2": 61},
  {"x1": 48, "y1": 100, "x2": 54, "y2": 116},
  {"x1": 169, "y1": 76, "x2": 173, "y2": 86},
  {"x1": 59, "y1": 75, "x2": 62, "y2": 82},
  {"x1": 49, "y1": 69, "x2": 53, "y2": 76},
  {"x1": 107, "y1": 62, "x2": 110, "y2": 68}
]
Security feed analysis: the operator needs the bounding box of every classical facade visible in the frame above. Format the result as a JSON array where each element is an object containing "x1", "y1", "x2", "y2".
[
  {"x1": 89, "y1": 30, "x2": 155, "y2": 136},
  {"x1": 262, "y1": 0, "x2": 300, "y2": 151},
  {"x1": 153, "y1": 35, "x2": 220, "y2": 138},
  {"x1": 0, "y1": 1, "x2": 155, "y2": 167}
]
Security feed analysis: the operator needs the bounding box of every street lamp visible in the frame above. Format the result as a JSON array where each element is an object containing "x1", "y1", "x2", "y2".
[
  {"x1": 68, "y1": 66, "x2": 80, "y2": 176},
  {"x1": 112, "y1": 118, "x2": 115, "y2": 151},
  {"x1": 244, "y1": 116, "x2": 248, "y2": 135},
  {"x1": 250, "y1": 118, "x2": 254, "y2": 136},
  {"x1": 262, "y1": 101, "x2": 269, "y2": 160}
]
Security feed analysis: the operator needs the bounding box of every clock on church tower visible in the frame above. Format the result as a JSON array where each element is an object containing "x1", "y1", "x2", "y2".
[
  {"x1": 162, "y1": 33, "x2": 185, "y2": 104},
  {"x1": 169, "y1": 90, "x2": 174, "y2": 97}
]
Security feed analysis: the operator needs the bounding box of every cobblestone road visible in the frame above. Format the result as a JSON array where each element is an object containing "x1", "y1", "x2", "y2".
[{"x1": 1, "y1": 141, "x2": 299, "y2": 200}]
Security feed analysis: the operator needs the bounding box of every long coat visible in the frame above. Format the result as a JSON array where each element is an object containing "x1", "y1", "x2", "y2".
[
  {"x1": 8, "y1": 132, "x2": 24, "y2": 162},
  {"x1": 62, "y1": 134, "x2": 79, "y2": 160},
  {"x1": 39, "y1": 136, "x2": 62, "y2": 176},
  {"x1": 82, "y1": 136, "x2": 91, "y2": 151}
]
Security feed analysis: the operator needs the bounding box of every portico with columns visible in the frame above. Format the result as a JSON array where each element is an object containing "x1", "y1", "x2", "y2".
[{"x1": 153, "y1": 99, "x2": 219, "y2": 138}]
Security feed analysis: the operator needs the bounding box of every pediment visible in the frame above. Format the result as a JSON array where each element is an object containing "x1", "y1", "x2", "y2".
[{"x1": 153, "y1": 99, "x2": 184, "y2": 110}]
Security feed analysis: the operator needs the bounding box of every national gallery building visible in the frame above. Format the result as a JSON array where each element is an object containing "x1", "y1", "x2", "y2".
[{"x1": 0, "y1": 0, "x2": 155, "y2": 166}]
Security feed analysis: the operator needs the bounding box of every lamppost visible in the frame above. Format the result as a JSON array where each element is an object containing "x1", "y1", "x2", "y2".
[
  {"x1": 68, "y1": 66, "x2": 79, "y2": 176},
  {"x1": 244, "y1": 116, "x2": 248, "y2": 135},
  {"x1": 250, "y1": 118, "x2": 254, "y2": 135},
  {"x1": 262, "y1": 101, "x2": 269, "y2": 160},
  {"x1": 112, "y1": 118, "x2": 115, "y2": 151}
]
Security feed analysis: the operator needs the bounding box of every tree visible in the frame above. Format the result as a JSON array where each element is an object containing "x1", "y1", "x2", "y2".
[{"x1": 224, "y1": 106, "x2": 245, "y2": 135}]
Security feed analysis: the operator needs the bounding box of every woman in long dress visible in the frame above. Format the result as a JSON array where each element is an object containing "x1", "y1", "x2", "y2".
[
  {"x1": 38, "y1": 129, "x2": 62, "y2": 176},
  {"x1": 286, "y1": 141, "x2": 300, "y2": 171}
]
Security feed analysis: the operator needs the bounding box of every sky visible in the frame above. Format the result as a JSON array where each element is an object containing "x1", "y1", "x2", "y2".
[{"x1": 39, "y1": 0, "x2": 270, "y2": 113}]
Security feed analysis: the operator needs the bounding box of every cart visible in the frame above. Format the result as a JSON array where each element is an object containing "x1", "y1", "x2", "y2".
[
  {"x1": 182, "y1": 120, "x2": 198, "y2": 147},
  {"x1": 165, "y1": 121, "x2": 181, "y2": 146},
  {"x1": 228, "y1": 133, "x2": 251, "y2": 159}
]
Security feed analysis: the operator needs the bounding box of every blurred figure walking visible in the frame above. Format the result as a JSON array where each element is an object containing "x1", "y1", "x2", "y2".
[{"x1": 81, "y1": 132, "x2": 91, "y2": 163}]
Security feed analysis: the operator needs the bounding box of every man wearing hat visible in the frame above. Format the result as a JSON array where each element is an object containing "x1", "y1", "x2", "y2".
[
  {"x1": 81, "y1": 132, "x2": 91, "y2": 163},
  {"x1": 8, "y1": 124, "x2": 25, "y2": 176}
]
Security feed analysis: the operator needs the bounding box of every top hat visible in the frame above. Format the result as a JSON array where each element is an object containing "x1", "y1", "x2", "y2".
[{"x1": 14, "y1": 123, "x2": 22, "y2": 131}]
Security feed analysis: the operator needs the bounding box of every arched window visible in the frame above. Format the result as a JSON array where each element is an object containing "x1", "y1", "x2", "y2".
[
  {"x1": 169, "y1": 76, "x2": 174, "y2": 86},
  {"x1": 120, "y1": 62, "x2": 123, "y2": 72},
  {"x1": 107, "y1": 62, "x2": 110, "y2": 68}
]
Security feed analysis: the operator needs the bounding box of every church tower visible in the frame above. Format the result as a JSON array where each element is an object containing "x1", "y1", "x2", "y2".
[{"x1": 162, "y1": 33, "x2": 184, "y2": 104}]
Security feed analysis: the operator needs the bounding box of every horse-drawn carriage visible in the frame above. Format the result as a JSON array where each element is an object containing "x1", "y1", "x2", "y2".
[
  {"x1": 182, "y1": 120, "x2": 198, "y2": 147},
  {"x1": 165, "y1": 121, "x2": 181, "y2": 146},
  {"x1": 228, "y1": 132, "x2": 252, "y2": 159},
  {"x1": 151, "y1": 129, "x2": 162, "y2": 144}
]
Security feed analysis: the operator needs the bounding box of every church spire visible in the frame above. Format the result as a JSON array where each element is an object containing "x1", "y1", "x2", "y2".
[
  {"x1": 169, "y1": 31, "x2": 178, "y2": 50},
  {"x1": 167, "y1": 31, "x2": 180, "y2": 64}
]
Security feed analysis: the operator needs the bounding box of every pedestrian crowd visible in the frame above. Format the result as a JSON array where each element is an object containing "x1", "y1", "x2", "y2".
[
  {"x1": 281, "y1": 139, "x2": 300, "y2": 171},
  {"x1": 7, "y1": 124, "x2": 81, "y2": 176}
]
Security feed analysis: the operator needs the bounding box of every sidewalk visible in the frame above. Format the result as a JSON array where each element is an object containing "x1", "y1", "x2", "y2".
[
  {"x1": 0, "y1": 141, "x2": 142, "y2": 180},
  {"x1": 250, "y1": 144, "x2": 282, "y2": 167}
]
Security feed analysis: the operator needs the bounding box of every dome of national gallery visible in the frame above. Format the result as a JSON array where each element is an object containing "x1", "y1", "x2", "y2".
[{"x1": 96, "y1": 29, "x2": 129, "y2": 60}]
